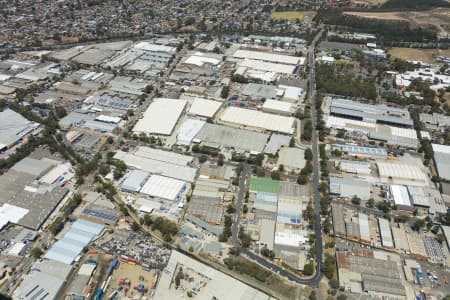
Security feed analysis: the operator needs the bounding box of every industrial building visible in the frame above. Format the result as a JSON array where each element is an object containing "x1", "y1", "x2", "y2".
[
  {"x1": 325, "y1": 115, "x2": 419, "y2": 148},
  {"x1": 432, "y1": 144, "x2": 450, "y2": 181},
  {"x1": 358, "y1": 213, "x2": 371, "y2": 243},
  {"x1": 184, "y1": 214, "x2": 222, "y2": 237},
  {"x1": 120, "y1": 170, "x2": 149, "y2": 193},
  {"x1": 133, "y1": 146, "x2": 194, "y2": 166},
  {"x1": 183, "y1": 52, "x2": 221, "y2": 67},
  {"x1": 59, "y1": 111, "x2": 118, "y2": 133},
  {"x1": 80, "y1": 204, "x2": 119, "y2": 226},
  {"x1": 0, "y1": 108, "x2": 40, "y2": 150},
  {"x1": 154, "y1": 251, "x2": 274, "y2": 300},
  {"x1": 332, "y1": 203, "x2": 346, "y2": 237},
  {"x1": 114, "y1": 149, "x2": 197, "y2": 183},
  {"x1": 338, "y1": 160, "x2": 370, "y2": 175},
  {"x1": 278, "y1": 85, "x2": 304, "y2": 103},
  {"x1": 140, "y1": 175, "x2": 187, "y2": 202},
  {"x1": 44, "y1": 219, "x2": 104, "y2": 264},
  {"x1": 326, "y1": 98, "x2": 412, "y2": 128},
  {"x1": 233, "y1": 49, "x2": 302, "y2": 66},
  {"x1": 133, "y1": 98, "x2": 186, "y2": 135},
  {"x1": 331, "y1": 144, "x2": 387, "y2": 158},
  {"x1": 0, "y1": 167, "x2": 68, "y2": 230},
  {"x1": 188, "y1": 98, "x2": 222, "y2": 118},
  {"x1": 14, "y1": 260, "x2": 73, "y2": 300},
  {"x1": 177, "y1": 119, "x2": 205, "y2": 146},
  {"x1": 376, "y1": 161, "x2": 428, "y2": 186},
  {"x1": 264, "y1": 134, "x2": 291, "y2": 155},
  {"x1": 407, "y1": 186, "x2": 447, "y2": 215},
  {"x1": 187, "y1": 195, "x2": 224, "y2": 225},
  {"x1": 329, "y1": 176, "x2": 371, "y2": 200},
  {"x1": 420, "y1": 112, "x2": 450, "y2": 128},
  {"x1": 242, "y1": 83, "x2": 278, "y2": 100},
  {"x1": 262, "y1": 99, "x2": 295, "y2": 116},
  {"x1": 378, "y1": 218, "x2": 394, "y2": 248},
  {"x1": 195, "y1": 123, "x2": 269, "y2": 153},
  {"x1": 277, "y1": 148, "x2": 306, "y2": 171},
  {"x1": 337, "y1": 249, "x2": 406, "y2": 299},
  {"x1": 0, "y1": 204, "x2": 29, "y2": 231},
  {"x1": 109, "y1": 77, "x2": 147, "y2": 96},
  {"x1": 259, "y1": 219, "x2": 276, "y2": 250},
  {"x1": 390, "y1": 185, "x2": 413, "y2": 212},
  {"x1": 220, "y1": 106, "x2": 295, "y2": 134}
]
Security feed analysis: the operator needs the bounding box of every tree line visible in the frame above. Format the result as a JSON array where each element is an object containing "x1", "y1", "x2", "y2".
[{"x1": 314, "y1": 9, "x2": 437, "y2": 43}]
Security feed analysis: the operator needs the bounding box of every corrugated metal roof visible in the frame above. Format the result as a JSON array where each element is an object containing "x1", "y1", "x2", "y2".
[
  {"x1": 140, "y1": 175, "x2": 186, "y2": 201},
  {"x1": 121, "y1": 169, "x2": 149, "y2": 192},
  {"x1": 44, "y1": 219, "x2": 104, "y2": 264},
  {"x1": 378, "y1": 218, "x2": 393, "y2": 248}
]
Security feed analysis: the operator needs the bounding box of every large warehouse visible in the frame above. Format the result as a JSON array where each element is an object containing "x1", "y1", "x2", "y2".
[
  {"x1": 133, "y1": 98, "x2": 187, "y2": 135},
  {"x1": 220, "y1": 106, "x2": 295, "y2": 134},
  {"x1": 195, "y1": 123, "x2": 269, "y2": 153},
  {"x1": 14, "y1": 260, "x2": 73, "y2": 300},
  {"x1": 177, "y1": 119, "x2": 206, "y2": 146},
  {"x1": 376, "y1": 161, "x2": 428, "y2": 186},
  {"x1": 140, "y1": 175, "x2": 187, "y2": 202},
  {"x1": 432, "y1": 144, "x2": 450, "y2": 180},
  {"x1": 0, "y1": 108, "x2": 40, "y2": 150},
  {"x1": 44, "y1": 219, "x2": 104, "y2": 264},
  {"x1": 327, "y1": 98, "x2": 413, "y2": 128},
  {"x1": 114, "y1": 152, "x2": 197, "y2": 183},
  {"x1": 329, "y1": 176, "x2": 371, "y2": 200},
  {"x1": 233, "y1": 49, "x2": 302, "y2": 65},
  {"x1": 188, "y1": 98, "x2": 222, "y2": 118},
  {"x1": 121, "y1": 170, "x2": 149, "y2": 193}
]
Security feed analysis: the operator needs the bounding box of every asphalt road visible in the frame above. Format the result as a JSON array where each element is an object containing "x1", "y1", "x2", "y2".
[
  {"x1": 308, "y1": 36, "x2": 324, "y2": 286},
  {"x1": 235, "y1": 31, "x2": 325, "y2": 288}
]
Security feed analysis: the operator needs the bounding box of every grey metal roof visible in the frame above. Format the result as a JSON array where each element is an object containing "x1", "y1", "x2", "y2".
[
  {"x1": 14, "y1": 260, "x2": 72, "y2": 300},
  {"x1": 45, "y1": 219, "x2": 104, "y2": 264},
  {"x1": 203, "y1": 241, "x2": 222, "y2": 254},
  {"x1": 0, "y1": 108, "x2": 40, "y2": 147},
  {"x1": 184, "y1": 214, "x2": 222, "y2": 236},
  {"x1": 11, "y1": 157, "x2": 54, "y2": 177},
  {"x1": 329, "y1": 176, "x2": 370, "y2": 200},
  {"x1": 334, "y1": 144, "x2": 387, "y2": 156},
  {"x1": 121, "y1": 170, "x2": 149, "y2": 192},
  {"x1": 434, "y1": 151, "x2": 450, "y2": 180},
  {"x1": 264, "y1": 134, "x2": 290, "y2": 155},
  {"x1": 196, "y1": 123, "x2": 269, "y2": 153},
  {"x1": 242, "y1": 83, "x2": 278, "y2": 99}
]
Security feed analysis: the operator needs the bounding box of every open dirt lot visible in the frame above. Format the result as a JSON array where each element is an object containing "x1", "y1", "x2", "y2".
[
  {"x1": 389, "y1": 47, "x2": 450, "y2": 64},
  {"x1": 271, "y1": 11, "x2": 316, "y2": 20},
  {"x1": 104, "y1": 262, "x2": 155, "y2": 299}
]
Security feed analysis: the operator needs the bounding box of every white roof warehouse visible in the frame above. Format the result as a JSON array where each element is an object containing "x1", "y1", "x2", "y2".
[
  {"x1": 133, "y1": 98, "x2": 187, "y2": 135},
  {"x1": 219, "y1": 106, "x2": 295, "y2": 134}
]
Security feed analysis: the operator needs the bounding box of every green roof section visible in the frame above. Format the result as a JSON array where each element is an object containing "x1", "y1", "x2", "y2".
[{"x1": 249, "y1": 177, "x2": 280, "y2": 194}]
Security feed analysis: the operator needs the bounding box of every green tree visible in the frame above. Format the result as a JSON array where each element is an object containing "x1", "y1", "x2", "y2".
[
  {"x1": 221, "y1": 86, "x2": 230, "y2": 99},
  {"x1": 303, "y1": 261, "x2": 315, "y2": 276},
  {"x1": 351, "y1": 195, "x2": 361, "y2": 205},
  {"x1": 131, "y1": 221, "x2": 140, "y2": 232},
  {"x1": 31, "y1": 247, "x2": 43, "y2": 259},
  {"x1": 304, "y1": 148, "x2": 313, "y2": 161}
]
